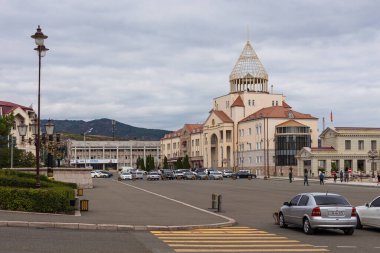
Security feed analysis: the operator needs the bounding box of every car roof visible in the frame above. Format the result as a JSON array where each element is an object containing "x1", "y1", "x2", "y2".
[{"x1": 299, "y1": 192, "x2": 341, "y2": 197}]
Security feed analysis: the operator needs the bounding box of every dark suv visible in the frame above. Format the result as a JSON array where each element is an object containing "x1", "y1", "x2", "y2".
[{"x1": 161, "y1": 169, "x2": 175, "y2": 180}]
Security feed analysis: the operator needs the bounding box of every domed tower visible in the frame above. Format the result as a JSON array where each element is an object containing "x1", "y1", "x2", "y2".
[{"x1": 229, "y1": 41, "x2": 269, "y2": 93}]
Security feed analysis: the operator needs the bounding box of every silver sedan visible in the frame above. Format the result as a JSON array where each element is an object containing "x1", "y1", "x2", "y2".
[
  {"x1": 356, "y1": 196, "x2": 380, "y2": 229},
  {"x1": 279, "y1": 192, "x2": 357, "y2": 235}
]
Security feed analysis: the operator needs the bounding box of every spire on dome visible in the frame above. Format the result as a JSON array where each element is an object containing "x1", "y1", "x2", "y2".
[{"x1": 229, "y1": 41, "x2": 269, "y2": 94}]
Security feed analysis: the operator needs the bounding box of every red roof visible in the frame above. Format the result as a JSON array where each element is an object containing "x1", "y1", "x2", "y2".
[
  {"x1": 231, "y1": 96, "x2": 245, "y2": 107},
  {"x1": 0, "y1": 101, "x2": 33, "y2": 115},
  {"x1": 240, "y1": 105, "x2": 317, "y2": 123},
  {"x1": 282, "y1": 101, "x2": 292, "y2": 108},
  {"x1": 213, "y1": 110, "x2": 234, "y2": 123}
]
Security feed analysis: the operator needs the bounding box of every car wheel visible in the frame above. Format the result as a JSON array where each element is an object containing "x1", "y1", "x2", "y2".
[
  {"x1": 303, "y1": 218, "x2": 314, "y2": 235},
  {"x1": 343, "y1": 227, "x2": 355, "y2": 235},
  {"x1": 356, "y1": 215, "x2": 363, "y2": 229},
  {"x1": 279, "y1": 213, "x2": 287, "y2": 228}
]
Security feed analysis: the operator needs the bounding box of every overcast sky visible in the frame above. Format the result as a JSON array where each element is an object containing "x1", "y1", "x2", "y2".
[{"x1": 1, "y1": 0, "x2": 380, "y2": 132}]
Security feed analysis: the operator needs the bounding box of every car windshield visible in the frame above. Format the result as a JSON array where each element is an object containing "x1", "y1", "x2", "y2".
[
  {"x1": 149, "y1": 172, "x2": 158, "y2": 175},
  {"x1": 314, "y1": 195, "x2": 350, "y2": 206},
  {"x1": 198, "y1": 172, "x2": 206, "y2": 175},
  {"x1": 122, "y1": 172, "x2": 131, "y2": 175}
]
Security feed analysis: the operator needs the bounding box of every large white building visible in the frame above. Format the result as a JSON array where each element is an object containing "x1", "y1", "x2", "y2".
[
  {"x1": 68, "y1": 140, "x2": 160, "y2": 170},
  {"x1": 161, "y1": 40, "x2": 318, "y2": 176}
]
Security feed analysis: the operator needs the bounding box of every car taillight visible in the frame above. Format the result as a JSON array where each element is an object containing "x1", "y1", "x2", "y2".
[
  {"x1": 351, "y1": 207, "x2": 357, "y2": 217},
  {"x1": 311, "y1": 207, "x2": 321, "y2": 216}
]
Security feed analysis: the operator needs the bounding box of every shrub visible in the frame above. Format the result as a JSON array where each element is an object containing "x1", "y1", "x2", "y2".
[
  {"x1": 0, "y1": 186, "x2": 75, "y2": 213},
  {"x1": 0, "y1": 170, "x2": 77, "y2": 189}
]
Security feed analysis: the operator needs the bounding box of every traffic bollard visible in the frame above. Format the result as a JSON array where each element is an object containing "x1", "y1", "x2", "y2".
[
  {"x1": 211, "y1": 193, "x2": 217, "y2": 209},
  {"x1": 217, "y1": 194, "x2": 222, "y2": 212}
]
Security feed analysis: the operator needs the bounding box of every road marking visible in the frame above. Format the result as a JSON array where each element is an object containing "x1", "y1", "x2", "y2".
[
  {"x1": 163, "y1": 240, "x2": 298, "y2": 243},
  {"x1": 336, "y1": 246, "x2": 357, "y2": 248},
  {"x1": 174, "y1": 249, "x2": 328, "y2": 252},
  {"x1": 152, "y1": 227, "x2": 329, "y2": 252},
  {"x1": 115, "y1": 179, "x2": 234, "y2": 225},
  {"x1": 169, "y1": 244, "x2": 313, "y2": 247}
]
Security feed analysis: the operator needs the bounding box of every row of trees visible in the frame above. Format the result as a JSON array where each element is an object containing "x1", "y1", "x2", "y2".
[
  {"x1": 135, "y1": 155, "x2": 156, "y2": 171},
  {"x1": 162, "y1": 155, "x2": 191, "y2": 170},
  {"x1": 0, "y1": 114, "x2": 36, "y2": 168}
]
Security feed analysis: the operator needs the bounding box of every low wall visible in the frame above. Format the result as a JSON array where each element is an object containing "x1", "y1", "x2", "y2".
[{"x1": 9, "y1": 167, "x2": 93, "y2": 189}]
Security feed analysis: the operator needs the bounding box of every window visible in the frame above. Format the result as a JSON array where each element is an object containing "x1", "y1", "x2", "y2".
[
  {"x1": 249, "y1": 128, "x2": 252, "y2": 135},
  {"x1": 371, "y1": 140, "x2": 377, "y2": 150},
  {"x1": 249, "y1": 156, "x2": 252, "y2": 164},
  {"x1": 290, "y1": 195, "x2": 301, "y2": 205},
  {"x1": 248, "y1": 100, "x2": 251, "y2": 106},
  {"x1": 345, "y1": 140, "x2": 351, "y2": 150},
  {"x1": 298, "y1": 195, "x2": 309, "y2": 206},
  {"x1": 276, "y1": 101, "x2": 278, "y2": 106},
  {"x1": 371, "y1": 197, "x2": 380, "y2": 207},
  {"x1": 252, "y1": 100, "x2": 255, "y2": 106},
  {"x1": 358, "y1": 140, "x2": 364, "y2": 150},
  {"x1": 272, "y1": 101, "x2": 274, "y2": 106}
]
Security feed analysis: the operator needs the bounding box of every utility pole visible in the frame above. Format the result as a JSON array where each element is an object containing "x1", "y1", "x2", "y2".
[{"x1": 112, "y1": 120, "x2": 116, "y2": 141}]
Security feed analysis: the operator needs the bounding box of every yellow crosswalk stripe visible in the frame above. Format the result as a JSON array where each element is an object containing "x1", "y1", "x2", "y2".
[
  {"x1": 174, "y1": 249, "x2": 329, "y2": 252},
  {"x1": 169, "y1": 244, "x2": 313, "y2": 247},
  {"x1": 151, "y1": 227, "x2": 329, "y2": 252},
  {"x1": 163, "y1": 240, "x2": 299, "y2": 243}
]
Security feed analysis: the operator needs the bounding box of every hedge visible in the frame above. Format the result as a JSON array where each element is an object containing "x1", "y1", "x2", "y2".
[
  {"x1": 0, "y1": 186, "x2": 75, "y2": 213},
  {"x1": 0, "y1": 169, "x2": 77, "y2": 189}
]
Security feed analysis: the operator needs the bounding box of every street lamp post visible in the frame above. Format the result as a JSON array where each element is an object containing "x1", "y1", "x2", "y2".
[
  {"x1": 368, "y1": 150, "x2": 378, "y2": 178},
  {"x1": 84, "y1": 128, "x2": 93, "y2": 168},
  {"x1": 31, "y1": 25, "x2": 49, "y2": 188}
]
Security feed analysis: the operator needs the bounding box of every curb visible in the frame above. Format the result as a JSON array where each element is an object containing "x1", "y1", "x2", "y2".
[{"x1": 0, "y1": 219, "x2": 236, "y2": 232}]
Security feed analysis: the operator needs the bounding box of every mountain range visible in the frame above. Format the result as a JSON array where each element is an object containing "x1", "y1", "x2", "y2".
[{"x1": 41, "y1": 118, "x2": 170, "y2": 141}]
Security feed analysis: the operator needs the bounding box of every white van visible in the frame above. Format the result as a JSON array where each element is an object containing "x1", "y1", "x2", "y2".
[{"x1": 118, "y1": 166, "x2": 135, "y2": 174}]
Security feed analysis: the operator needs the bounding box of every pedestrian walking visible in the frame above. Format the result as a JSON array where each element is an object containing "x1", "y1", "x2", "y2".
[
  {"x1": 319, "y1": 171, "x2": 325, "y2": 185},
  {"x1": 333, "y1": 173, "x2": 337, "y2": 183},
  {"x1": 377, "y1": 173, "x2": 380, "y2": 186},
  {"x1": 289, "y1": 169, "x2": 293, "y2": 183},
  {"x1": 304, "y1": 173, "x2": 309, "y2": 186},
  {"x1": 339, "y1": 169, "x2": 344, "y2": 183}
]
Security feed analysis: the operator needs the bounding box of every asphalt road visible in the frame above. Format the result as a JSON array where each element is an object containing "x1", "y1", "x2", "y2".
[{"x1": 0, "y1": 177, "x2": 379, "y2": 253}]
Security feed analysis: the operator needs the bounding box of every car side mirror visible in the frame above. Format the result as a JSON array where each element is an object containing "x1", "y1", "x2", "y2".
[
  {"x1": 365, "y1": 203, "x2": 370, "y2": 207},
  {"x1": 283, "y1": 201, "x2": 290, "y2": 206}
]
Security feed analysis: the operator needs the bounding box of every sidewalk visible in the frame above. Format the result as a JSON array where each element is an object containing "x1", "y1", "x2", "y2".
[
  {"x1": 0, "y1": 179, "x2": 235, "y2": 231},
  {"x1": 268, "y1": 176, "x2": 380, "y2": 188}
]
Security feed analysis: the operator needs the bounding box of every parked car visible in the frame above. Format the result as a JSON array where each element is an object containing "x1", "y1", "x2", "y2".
[
  {"x1": 119, "y1": 172, "x2": 133, "y2": 180},
  {"x1": 232, "y1": 170, "x2": 256, "y2": 179},
  {"x1": 209, "y1": 171, "x2": 223, "y2": 180},
  {"x1": 279, "y1": 192, "x2": 357, "y2": 235},
  {"x1": 174, "y1": 170, "x2": 184, "y2": 179},
  {"x1": 356, "y1": 195, "x2": 380, "y2": 229},
  {"x1": 147, "y1": 171, "x2": 160, "y2": 181},
  {"x1": 161, "y1": 169, "x2": 175, "y2": 180},
  {"x1": 131, "y1": 170, "x2": 144, "y2": 180},
  {"x1": 183, "y1": 171, "x2": 196, "y2": 180},
  {"x1": 196, "y1": 172, "x2": 209, "y2": 180},
  {"x1": 91, "y1": 171, "x2": 101, "y2": 178},
  {"x1": 99, "y1": 170, "x2": 113, "y2": 177},
  {"x1": 94, "y1": 170, "x2": 111, "y2": 178},
  {"x1": 222, "y1": 169, "x2": 233, "y2": 178}
]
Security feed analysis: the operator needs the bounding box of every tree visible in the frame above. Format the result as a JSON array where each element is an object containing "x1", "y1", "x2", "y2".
[
  {"x1": 145, "y1": 155, "x2": 155, "y2": 171},
  {"x1": 175, "y1": 158, "x2": 182, "y2": 169},
  {"x1": 163, "y1": 156, "x2": 169, "y2": 169},
  {"x1": 136, "y1": 156, "x2": 145, "y2": 170},
  {"x1": 182, "y1": 155, "x2": 190, "y2": 169}
]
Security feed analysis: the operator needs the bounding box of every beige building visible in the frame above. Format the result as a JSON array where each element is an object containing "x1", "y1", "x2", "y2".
[
  {"x1": 161, "y1": 40, "x2": 318, "y2": 175},
  {"x1": 296, "y1": 127, "x2": 380, "y2": 177},
  {"x1": 68, "y1": 140, "x2": 160, "y2": 170},
  {"x1": 161, "y1": 124, "x2": 203, "y2": 168},
  {"x1": 0, "y1": 101, "x2": 36, "y2": 154}
]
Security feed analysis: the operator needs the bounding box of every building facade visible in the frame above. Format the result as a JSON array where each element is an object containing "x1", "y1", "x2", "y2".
[
  {"x1": 0, "y1": 101, "x2": 36, "y2": 155},
  {"x1": 160, "y1": 40, "x2": 318, "y2": 175},
  {"x1": 68, "y1": 140, "x2": 160, "y2": 170},
  {"x1": 296, "y1": 127, "x2": 380, "y2": 177},
  {"x1": 160, "y1": 124, "x2": 203, "y2": 168}
]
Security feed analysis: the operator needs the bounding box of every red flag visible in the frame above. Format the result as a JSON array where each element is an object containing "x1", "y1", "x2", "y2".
[{"x1": 330, "y1": 111, "x2": 333, "y2": 122}]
